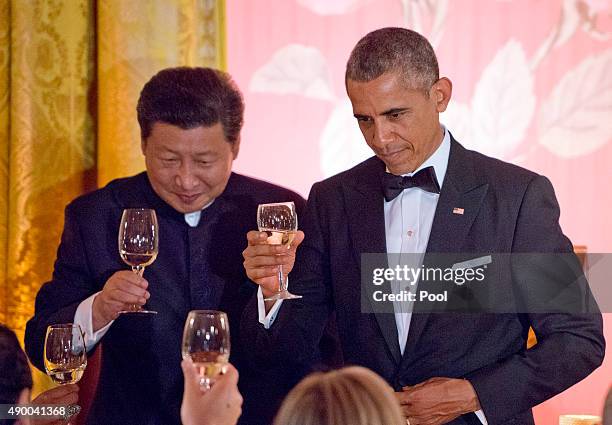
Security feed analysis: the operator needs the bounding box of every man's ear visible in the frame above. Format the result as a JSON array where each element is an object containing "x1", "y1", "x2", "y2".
[
  {"x1": 431, "y1": 77, "x2": 452, "y2": 113},
  {"x1": 141, "y1": 138, "x2": 147, "y2": 156},
  {"x1": 231, "y1": 135, "x2": 241, "y2": 160}
]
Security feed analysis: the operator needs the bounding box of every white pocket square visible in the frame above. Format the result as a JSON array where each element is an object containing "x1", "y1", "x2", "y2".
[{"x1": 451, "y1": 255, "x2": 492, "y2": 270}]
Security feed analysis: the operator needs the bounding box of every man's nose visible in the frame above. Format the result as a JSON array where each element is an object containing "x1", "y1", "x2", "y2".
[
  {"x1": 371, "y1": 121, "x2": 393, "y2": 148},
  {"x1": 175, "y1": 163, "x2": 198, "y2": 191}
]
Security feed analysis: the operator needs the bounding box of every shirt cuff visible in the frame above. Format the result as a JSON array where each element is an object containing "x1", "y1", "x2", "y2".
[
  {"x1": 257, "y1": 286, "x2": 284, "y2": 329},
  {"x1": 474, "y1": 409, "x2": 488, "y2": 424},
  {"x1": 74, "y1": 292, "x2": 114, "y2": 352}
]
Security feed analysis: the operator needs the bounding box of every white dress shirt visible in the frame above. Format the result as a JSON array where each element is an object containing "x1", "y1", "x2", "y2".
[{"x1": 385, "y1": 127, "x2": 450, "y2": 356}]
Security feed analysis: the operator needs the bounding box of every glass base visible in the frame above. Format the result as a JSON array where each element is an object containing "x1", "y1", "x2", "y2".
[
  {"x1": 118, "y1": 309, "x2": 158, "y2": 314},
  {"x1": 264, "y1": 290, "x2": 302, "y2": 301}
]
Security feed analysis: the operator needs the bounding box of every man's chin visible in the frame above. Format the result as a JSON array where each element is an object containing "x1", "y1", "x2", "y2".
[
  {"x1": 178, "y1": 204, "x2": 207, "y2": 214},
  {"x1": 168, "y1": 197, "x2": 210, "y2": 214},
  {"x1": 378, "y1": 153, "x2": 418, "y2": 175},
  {"x1": 385, "y1": 162, "x2": 418, "y2": 175}
]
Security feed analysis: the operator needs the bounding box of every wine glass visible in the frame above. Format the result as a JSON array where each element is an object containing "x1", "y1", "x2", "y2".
[
  {"x1": 181, "y1": 310, "x2": 231, "y2": 389},
  {"x1": 118, "y1": 208, "x2": 159, "y2": 314},
  {"x1": 257, "y1": 201, "x2": 302, "y2": 301},
  {"x1": 44, "y1": 324, "x2": 87, "y2": 385}
]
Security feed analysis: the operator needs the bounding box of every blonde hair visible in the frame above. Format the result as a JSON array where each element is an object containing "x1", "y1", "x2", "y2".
[{"x1": 274, "y1": 366, "x2": 404, "y2": 425}]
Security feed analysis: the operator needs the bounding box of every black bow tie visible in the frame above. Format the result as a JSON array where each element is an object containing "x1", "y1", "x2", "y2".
[{"x1": 382, "y1": 166, "x2": 441, "y2": 201}]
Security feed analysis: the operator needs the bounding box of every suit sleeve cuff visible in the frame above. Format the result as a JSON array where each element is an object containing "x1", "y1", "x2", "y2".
[
  {"x1": 257, "y1": 286, "x2": 284, "y2": 329},
  {"x1": 74, "y1": 292, "x2": 114, "y2": 351}
]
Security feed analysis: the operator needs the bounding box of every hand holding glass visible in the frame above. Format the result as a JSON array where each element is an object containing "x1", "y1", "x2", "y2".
[
  {"x1": 118, "y1": 208, "x2": 159, "y2": 314},
  {"x1": 182, "y1": 310, "x2": 231, "y2": 389},
  {"x1": 257, "y1": 201, "x2": 302, "y2": 300}
]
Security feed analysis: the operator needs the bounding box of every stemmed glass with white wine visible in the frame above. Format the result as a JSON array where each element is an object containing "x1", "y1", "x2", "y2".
[
  {"x1": 44, "y1": 324, "x2": 87, "y2": 385},
  {"x1": 181, "y1": 310, "x2": 230, "y2": 390},
  {"x1": 257, "y1": 201, "x2": 302, "y2": 300},
  {"x1": 118, "y1": 208, "x2": 159, "y2": 314},
  {"x1": 44, "y1": 324, "x2": 86, "y2": 422}
]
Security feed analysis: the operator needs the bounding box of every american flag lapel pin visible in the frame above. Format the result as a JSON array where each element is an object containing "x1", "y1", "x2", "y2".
[{"x1": 452, "y1": 207, "x2": 465, "y2": 215}]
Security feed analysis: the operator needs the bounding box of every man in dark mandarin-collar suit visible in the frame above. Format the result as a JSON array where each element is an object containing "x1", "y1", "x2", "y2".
[
  {"x1": 241, "y1": 28, "x2": 604, "y2": 424},
  {"x1": 25, "y1": 67, "x2": 308, "y2": 425}
]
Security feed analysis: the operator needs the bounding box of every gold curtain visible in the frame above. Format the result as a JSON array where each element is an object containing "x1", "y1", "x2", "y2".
[
  {"x1": 0, "y1": 0, "x2": 225, "y2": 391},
  {"x1": 0, "y1": 0, "x2": 9, "y2": 321},
  {"x1": 2, "y1": 0, "x2": 96, "y2": 340}
]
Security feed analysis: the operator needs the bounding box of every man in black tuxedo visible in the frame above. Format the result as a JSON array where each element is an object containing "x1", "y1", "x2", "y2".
[
  {"x1": 241, "y1": 28, "x2": 605, "y2": 424},
  {"x1": 25, "y1": 67, "x2": 305, "y2": 425}
]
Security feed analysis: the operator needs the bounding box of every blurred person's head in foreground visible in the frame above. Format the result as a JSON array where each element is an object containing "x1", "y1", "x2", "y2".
[
  {"x1": 273, "y1": 366, "x2": 405, "y2": 425},
  {"x1": 0, "y1": 324, "x2": 33, "y2": 425}
]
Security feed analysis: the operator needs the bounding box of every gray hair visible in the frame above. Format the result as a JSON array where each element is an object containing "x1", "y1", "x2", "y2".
[{"x1": 346, "y1": 27, "x2": 439, "y2": 91}]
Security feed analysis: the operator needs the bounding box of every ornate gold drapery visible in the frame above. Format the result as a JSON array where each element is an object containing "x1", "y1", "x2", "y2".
[
  {"x1": 0, "y1": 0, "x2": 225, "y2": 392},
  {"x1": 2, "y1": 0, "x2": 96, "y2": 342}
]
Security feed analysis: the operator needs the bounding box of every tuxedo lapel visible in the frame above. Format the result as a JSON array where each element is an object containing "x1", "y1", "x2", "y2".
[
  {"x1": 403, "y1": 138, "x2": 489, "y2": 359},
  {"x1": 427, "y1": 141, "x2": 488, "y2": 254},
  {"x1": 342, "y1": 157, "x2": 402, "y2": 365}
]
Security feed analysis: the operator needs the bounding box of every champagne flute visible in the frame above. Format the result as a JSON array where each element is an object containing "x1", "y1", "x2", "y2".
[
  {"x1": 118, "y1": 208, "x2": 159, "y2": 314},
  {"x1": 257, "y1": 201, "x2": 302, "y2": 300},
  {"x1": 181, "y1": 310, "x2": 231, "y2": 389},
  {"x1": 44, "y1": 324, "x2": 87, "y2": 385}
]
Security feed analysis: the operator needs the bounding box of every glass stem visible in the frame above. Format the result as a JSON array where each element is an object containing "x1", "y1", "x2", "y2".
[
  {"x1": 278, "y1": 264, "x2": 285, "y2": 292},
  {"x1": 130, "y1": 265, "x2": 145, "y2": 311},
  {"x1": 132, "y1": 265, "x2": 145, "y2": 277}
]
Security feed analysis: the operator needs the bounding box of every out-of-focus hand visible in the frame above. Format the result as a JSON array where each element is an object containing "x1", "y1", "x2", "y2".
[
  {"x1": 31, "y1": 384, "x2": 79, "y2": 425},
  {"x1": 181, "y1": 359, "x2": 243, "y2": 425},
  {"x1": 395, "y1": 377, "x2": 481, "y2": 425},
  {"x1": 92, "y1": 270, "x2": 150, "y2": 331},
  {"x1": 242, "y1": 230, "x2": 305, "y2": 299}
]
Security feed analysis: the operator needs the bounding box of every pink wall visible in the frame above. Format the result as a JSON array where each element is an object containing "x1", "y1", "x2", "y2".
[{"x1": 227, "y1": 1, "x2": 612, "y2": 422}]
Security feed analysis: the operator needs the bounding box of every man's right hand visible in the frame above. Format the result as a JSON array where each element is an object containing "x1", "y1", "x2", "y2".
[
  {"x1": 92, "y1": 271, "x2": 150, "y2": 331},
  {"x1": 242, "y1": 230, "x2": 304, "y2": 299},
  {"x1": 31, "y1": 384, "x2": 79, "y2": 425}
]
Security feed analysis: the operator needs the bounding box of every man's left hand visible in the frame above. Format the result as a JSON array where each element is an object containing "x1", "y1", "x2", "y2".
[{"x1": 395, "y1": 377, "x2": 481, "y2": 425}]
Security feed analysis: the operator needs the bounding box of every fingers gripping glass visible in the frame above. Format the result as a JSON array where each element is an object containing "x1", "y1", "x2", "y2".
[
  {"x1": 118, "y1": 208, "x2": 159, "y2": 314},
  {"x1": 257, "y1": 202, "x2": 302, "y2": 301},
  {"x1": 182, "y1": 310, "x2": 231, "y2": 390}
]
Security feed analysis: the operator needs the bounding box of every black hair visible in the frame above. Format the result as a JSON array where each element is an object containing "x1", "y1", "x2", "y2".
[
  {"x1": 137, "y1": 67, "x2": 244, "y2": 144},
  {"x1": 0, "y1": 324, "x2": 33, "y2": 412}
]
